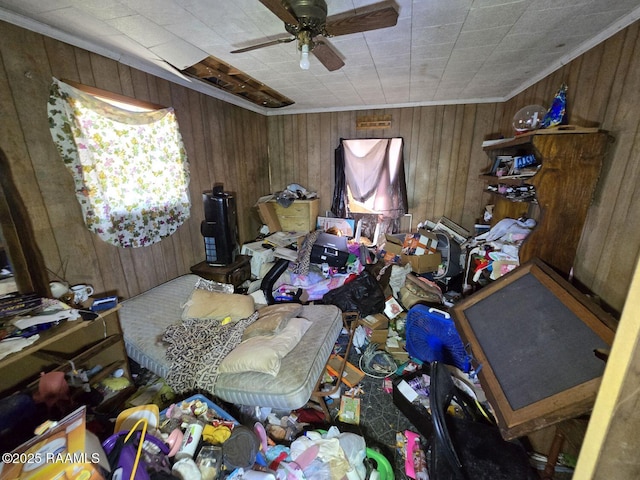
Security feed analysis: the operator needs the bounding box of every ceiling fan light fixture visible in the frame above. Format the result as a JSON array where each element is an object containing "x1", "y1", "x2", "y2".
[
  {"x1": 300, "y1": 43, "x2": 310, "y2": 70},
  {"x1": 239, "y1": 0, "x2": 399, "y2": 72}
]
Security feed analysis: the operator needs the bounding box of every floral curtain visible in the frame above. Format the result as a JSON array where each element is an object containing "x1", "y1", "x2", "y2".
[{"x1": 47, "y1": 77, "x2": 191, "y2": 248}]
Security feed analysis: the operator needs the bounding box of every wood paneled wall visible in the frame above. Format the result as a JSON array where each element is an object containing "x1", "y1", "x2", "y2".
[
  {"x1": 502, "y1": 22, "x2": 640, "y2": 315},
  {"x1": 0, "y1": 21, "x2": 269, "y2": 299},
  {"x1": 267, "y1": 105, "x2": 499, "y2": 235},
  {"x1": 2, "y1": 17, "x2": 639, "y2": 314},
  {"x1": 267, "y1": 21, "x2": 640, "y2": 314}
]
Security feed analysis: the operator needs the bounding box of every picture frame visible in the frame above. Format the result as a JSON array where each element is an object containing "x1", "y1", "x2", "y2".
[{"x1": 451, "y1": 258, "x2": 616, "y2": 440}]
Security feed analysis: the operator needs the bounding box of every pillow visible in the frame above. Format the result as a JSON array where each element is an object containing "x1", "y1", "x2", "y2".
[
  {"x1": 181, "y1": 289, "x2": 255, "y2": 322},
  {"x1": 242, "y1": 304, "x2": 303, "y2": 341},
  {"x1": 218, "y1": 317, "x2": 312, "y2": 376}
]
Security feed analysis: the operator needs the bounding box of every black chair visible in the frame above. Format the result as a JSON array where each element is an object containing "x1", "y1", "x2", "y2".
[
  {"x1": 260, "y1": 257, "x2": 303, "y2": 304},
  {"x1": 428, "y1": 361, "x2": 538, "y2": 480}
]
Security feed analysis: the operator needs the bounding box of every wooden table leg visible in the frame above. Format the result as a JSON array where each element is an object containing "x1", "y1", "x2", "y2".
[
  {"x1": 310, "y1": 311, "x2": 358, "y2": 422},
  {"x1": 540, "y1": 429, "x2": 566, "y2": 480}
]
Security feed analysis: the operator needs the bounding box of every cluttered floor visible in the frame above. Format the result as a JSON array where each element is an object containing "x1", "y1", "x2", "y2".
[
  {"x1": 0, "y1": 329, "x2": 575, "y2": 480},
  {"x1": 122, "y1": 354, "x2": 572, "y2": 480},
  {"x1": 122, "y1": 328, "x2": 417, "y2": 480}
]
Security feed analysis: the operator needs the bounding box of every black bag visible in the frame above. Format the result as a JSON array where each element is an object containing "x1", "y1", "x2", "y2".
[{"x1": 321, "y1": 270, "x2": 385, "y2": 316}]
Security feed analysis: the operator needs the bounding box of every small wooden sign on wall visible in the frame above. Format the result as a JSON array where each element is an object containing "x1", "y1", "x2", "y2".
[{"x1": 356, "y1": 114, "x2": 392, "y2": 130}]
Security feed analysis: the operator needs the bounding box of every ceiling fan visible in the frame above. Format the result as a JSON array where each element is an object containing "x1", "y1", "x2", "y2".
[{"x1": 231, "y1": 0, "x2": 399, "y2": 71}]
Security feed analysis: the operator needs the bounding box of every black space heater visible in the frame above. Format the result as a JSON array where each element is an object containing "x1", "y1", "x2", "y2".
[{"x1": 201, "y1": 184, "x2": 239, "y2": 266}]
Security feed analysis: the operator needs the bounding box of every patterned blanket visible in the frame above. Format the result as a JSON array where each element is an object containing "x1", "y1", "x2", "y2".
[{"x1": 162, "y1": 312, "x2": 258, "y2": 393}]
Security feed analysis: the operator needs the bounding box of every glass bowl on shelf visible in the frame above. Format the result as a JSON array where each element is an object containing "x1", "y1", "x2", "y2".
[{"x1": 513, "y1": 105, "x2": 547, "y2": 133}]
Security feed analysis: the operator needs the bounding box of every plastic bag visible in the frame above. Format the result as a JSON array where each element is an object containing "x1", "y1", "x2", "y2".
[
  {"x1": 321, "y1": 271, "x2": 385, "y2": 316},
  {"x1": 102, "y1": 418, "x2": 172, "y2": 480}
]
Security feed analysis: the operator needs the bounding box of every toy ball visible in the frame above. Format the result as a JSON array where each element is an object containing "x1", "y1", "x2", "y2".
[{"x1": 513, "y1": 105, "x2": 547, "y2": 133}]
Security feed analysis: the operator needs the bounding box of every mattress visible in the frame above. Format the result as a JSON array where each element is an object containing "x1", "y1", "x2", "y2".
[
  {"x1": 215, "y1": 303, "x2": 342, "y2": 410},
  {"x1": 119, "y1": 274, "x2": 343, "y2": 410},
  {"x1": 119, "y1": 274, "x2": 200, "y2": 380}
]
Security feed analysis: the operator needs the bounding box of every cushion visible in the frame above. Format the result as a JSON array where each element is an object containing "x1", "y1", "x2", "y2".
[
  {"x1": 242, "y1": 304, "x2": 303, "y2": 341},
  {"x1": 181, "y1": 289, "x2": 255, "y2": 322},
  {"x1": 218, "y1": 317, "x2": 312, "y2": 376}
]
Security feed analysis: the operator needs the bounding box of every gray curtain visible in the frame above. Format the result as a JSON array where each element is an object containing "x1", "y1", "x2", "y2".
[{"x1": 331, "y1": 137, "x2": 408, "y2": 237}]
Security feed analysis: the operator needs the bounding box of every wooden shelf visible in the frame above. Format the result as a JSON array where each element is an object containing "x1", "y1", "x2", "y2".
[
  {"x1": 485, "y1": 190, "x2": 537, "y2": 203},
  {"x1": 479, "y1": 174, "x2": 536, "y2": 186},
  {"x1": 479, "y1": 130, "x2": 609, "y2": 276},
  {"x1": 482, "y1": 126, "x2": 603, "y2": 151},
  {"x1": 0, "y1": 306, "x2": 120, "y2": 368},
  {"x1": 0, "y1": 306, "x2": 131, "y2": 398}
]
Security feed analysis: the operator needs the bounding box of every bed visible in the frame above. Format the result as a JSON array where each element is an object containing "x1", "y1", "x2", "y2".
[{"x1": 118, "y1": 274, "x2": 344, "y2": 411}]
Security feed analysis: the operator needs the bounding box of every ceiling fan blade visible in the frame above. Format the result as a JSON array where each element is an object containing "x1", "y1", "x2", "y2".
[
  {"x1": 312, "y1": 40, "x2": 345, "y2": 71},
  {"x1": 231, "y1": 36, "x2": 295, "y2": 54},
  {"x1": 259, "y1": 0, "x2": 300, "y2": 27},
  {"x1": 325, "y1": 3, "x2": 398, "y2": 37}
]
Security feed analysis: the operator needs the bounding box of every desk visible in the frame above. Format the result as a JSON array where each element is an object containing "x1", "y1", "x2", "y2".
[{"x1": 0, "y1": 307, "x2": 132, "y2": 406}]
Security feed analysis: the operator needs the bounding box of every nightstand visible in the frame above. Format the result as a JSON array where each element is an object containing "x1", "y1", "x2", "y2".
[{"x1": 190, "y1": 255, "x2": 251, "y2": 289}]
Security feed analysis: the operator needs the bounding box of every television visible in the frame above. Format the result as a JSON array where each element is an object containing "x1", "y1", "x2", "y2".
[{"x1": 200, "y1": 184, "x2": 239, "y2": 266}]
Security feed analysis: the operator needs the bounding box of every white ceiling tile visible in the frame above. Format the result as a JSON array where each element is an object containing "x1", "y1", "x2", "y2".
[
  {"x1": 465, "y1": 2, "x2": 529, "y2": 31},
  {"x1": 455, "y1": 25, "x2": 511, "y2": 48},
  {"x1": 411, "y1": 42, "x2": 455, "y2": 60},
  {"x1": 412, "y1": 23, "x2": 463, "y2": 46},
  {"x1": 449, "y1": 46, "x2": 493, "y2": 63},
  {"x1": 107, "y1": 15, "x2": 179, "y2": 48},
  {"x1": 74, "y1": 0, "x2": 136, "y2": 20},
  {"x1": 409, "y1": 90, "x2": 436, "y2": 102},
  {"x1": 370, "y1": 40, "x2": 410, "y2": 60},
  {"x1": 44, "y1": 6, "x2": 122, "y2": 37},
  {"x1": 0, "y1": 0, "x2": 73, "y2": 15},
  {"x1": 564, "y1": 9, "x2": 635, "y2": 33},
  {"x1": 0, "y1": 0, "x2": 638, "y2": 112},
  {"x1": 128, "y1": 0, "x2": 193, "y2": 25},
  {"x1": 411, "y1": 1, "x2": 472, "y2": 28},
  {"x1": 149, "y1": 40, "x2": 208, "y2": 69}
]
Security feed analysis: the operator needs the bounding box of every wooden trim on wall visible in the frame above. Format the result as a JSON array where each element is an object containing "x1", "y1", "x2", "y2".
[{"x1": 61, "y1": 78, "x2": 167, "y2": 111}]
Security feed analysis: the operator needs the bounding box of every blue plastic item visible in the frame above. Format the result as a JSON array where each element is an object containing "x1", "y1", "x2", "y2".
[{"x1": 404, "y1": 305, "x2": 471, "y2": 373}]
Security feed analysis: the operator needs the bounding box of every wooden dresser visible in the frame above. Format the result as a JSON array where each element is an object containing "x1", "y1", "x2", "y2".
[{"x1": 258, "y1": 198, "x2": 319, "y2": 232}]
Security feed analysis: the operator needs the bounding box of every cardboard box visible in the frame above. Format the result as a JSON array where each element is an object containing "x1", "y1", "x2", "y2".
[
  {"x1": 385, "y1": 336, "x2": 409, "y2": 362},
  {"x1": 387, "y1": 348, "x2": 410, "y2": 363},
  {"x1": 384, "y1": 234, "x2": 441, "y2": 273},
  {"x1": 361, "y1": 313, "x2": 389, "y2": 330},
  {"x1": 0, "y1": 406, "x2": 104, "y2": 480},
  {"x1": 402, "y1": 231, "x2": 438, "y2": 255},
  {"x1": 367, "y1": 327, "x2": 389, "y2": 345},
  {"x1": 326, "y1": 355, "x2": 365, "y2": 388},
  {"x1": 256, "y1": 197, "x2": 282, "y2": 232},
  {"x1": 338, "y1": 396, "x2": 361, "y2": 425}
]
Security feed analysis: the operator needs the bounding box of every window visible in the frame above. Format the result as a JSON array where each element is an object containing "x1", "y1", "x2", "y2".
[
  {"x1": 331, "y1": 137, "x2": 408, "y2": 241},
  {"x1": 47, "y1": 78, "x2": 191, "y2": 248}
]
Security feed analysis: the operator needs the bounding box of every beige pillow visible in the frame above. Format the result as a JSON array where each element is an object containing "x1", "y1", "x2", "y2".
[
  {"x1": 242, "y1": 304, "x2": 303, "y2": 341},
  {"x1": 218, "y1": 317, "x2": 312, "y2": 376},
  {"x1": 181, "y1": 289, "x2": 255, "y2": 322}
]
